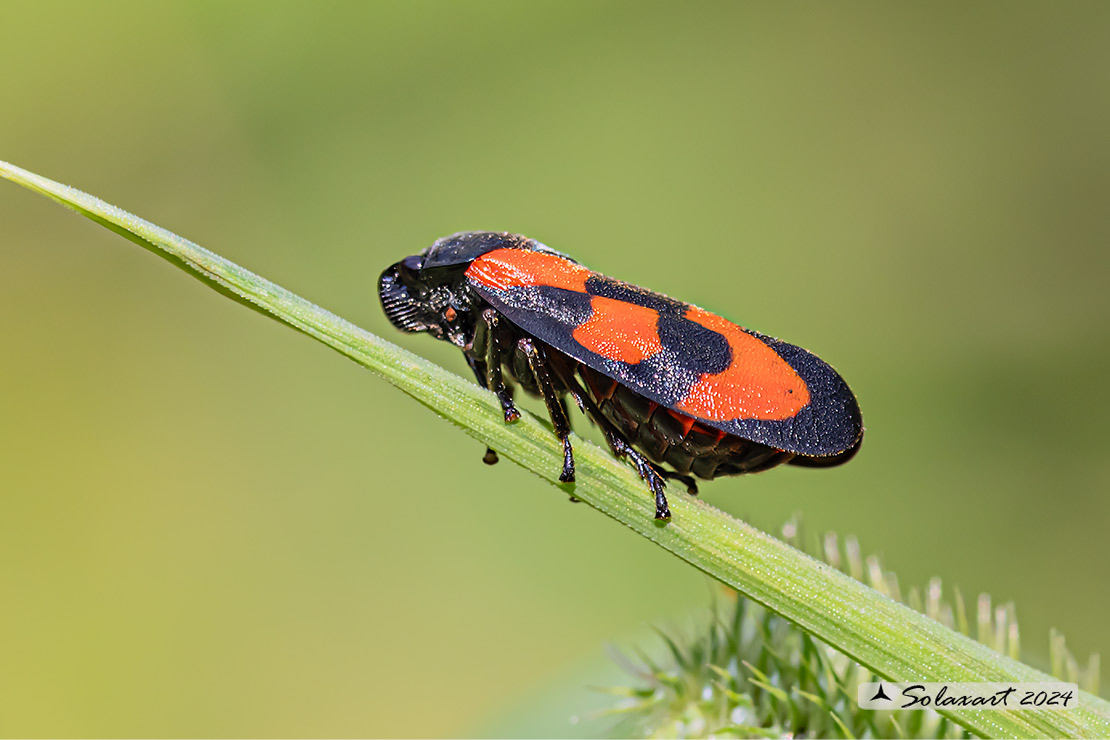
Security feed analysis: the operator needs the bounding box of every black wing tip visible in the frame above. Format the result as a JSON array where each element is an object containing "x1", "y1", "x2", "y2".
[
  {"x1": 787, "y1": 428, "x2": 864, "y2": 468},
  {"x1": 759, "y1": 333, "x2": 864, "y2": 459}
]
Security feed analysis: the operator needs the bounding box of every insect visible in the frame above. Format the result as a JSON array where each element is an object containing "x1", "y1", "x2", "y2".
[{"x1": 379, "y1": 232, "x2": 863, "y2": 520}]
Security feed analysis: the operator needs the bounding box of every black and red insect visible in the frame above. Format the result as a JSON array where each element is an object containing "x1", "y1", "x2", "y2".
[{"x1": 379, "y1": 232, "x2": 862, "y2": 520}]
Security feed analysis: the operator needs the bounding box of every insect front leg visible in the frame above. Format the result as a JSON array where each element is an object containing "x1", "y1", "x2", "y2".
[
  {"x1": 469, "y1": 309, "x2": 520, "y2": 467},
  {"x1": 519, "y1": 338, "x2": 575, "y2": 484},
  {"x1": 465, "y1": 356, "x2": 500, "y2": 465},
  {"x1": 473, "y1": 308, "x2": 520, "y2": 423}
]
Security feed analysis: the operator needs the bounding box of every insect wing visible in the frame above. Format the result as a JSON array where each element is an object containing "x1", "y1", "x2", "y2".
[{"x1": 465, "y1": 248, "x2": 862, "y2": 457}]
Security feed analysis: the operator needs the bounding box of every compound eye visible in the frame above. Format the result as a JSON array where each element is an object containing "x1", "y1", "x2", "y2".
[{"x1": 399, "y1": 254, "x2": 423, "y2": 277}]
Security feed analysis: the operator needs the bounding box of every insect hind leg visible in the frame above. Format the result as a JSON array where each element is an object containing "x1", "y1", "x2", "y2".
[
  {"x1": 610, "y1": 434, "x2": 672, "y2": 520},
  {"x1": 651, "y1": 464, "x2": 699, "y2": 496},
  {"x1": 554, "y1": 372, "x2": 673, "y2": 520}
]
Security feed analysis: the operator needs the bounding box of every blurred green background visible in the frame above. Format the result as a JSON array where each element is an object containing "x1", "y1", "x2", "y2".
[{"x1": 2, "y1": 1, "x2": 1109, "y2": 736}]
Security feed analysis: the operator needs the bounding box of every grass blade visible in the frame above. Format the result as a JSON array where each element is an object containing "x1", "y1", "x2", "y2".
[{"x1": 3, "y1": 160, "x2": 1107, "y2": 739}]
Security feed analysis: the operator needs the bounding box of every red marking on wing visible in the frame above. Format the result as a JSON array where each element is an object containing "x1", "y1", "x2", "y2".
[
  {"x1": 572, "y1": 296, "x2": 663, "y2": 364},
  {"x1": 465, "y1": 248, "x2": 590, "y2": 292},
  {"x1": 676, "y1": 307, "x2": 810, "y2": 422}
]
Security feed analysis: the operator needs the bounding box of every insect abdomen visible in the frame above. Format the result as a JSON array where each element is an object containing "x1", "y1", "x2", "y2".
[{"x1": 577, "y1": 365, "x2": 792, "y2": 480}]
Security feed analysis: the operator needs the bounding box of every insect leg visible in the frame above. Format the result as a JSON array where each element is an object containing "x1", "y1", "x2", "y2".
[
  {"x1": 465, "y1": 355, "x2": 500, "y2": 465},
  {"x1": 607, "y1": 433, "x2": 672, "y2": 520},
  {"x1": 555, "y1": 372, "x2": 672, "y2": 520},
  {"x1": 557, "y1": 394, "x2": 579, "y2": 501},
  {"x1": 652, "y1": 464, "x2": 699, "y2": 495},
  {"x1": 477, "y1": 309, "x2": 520, "y2": 423},
  {"x1": 519, "y1": 338, "x2": 575, "y2": 484}
]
